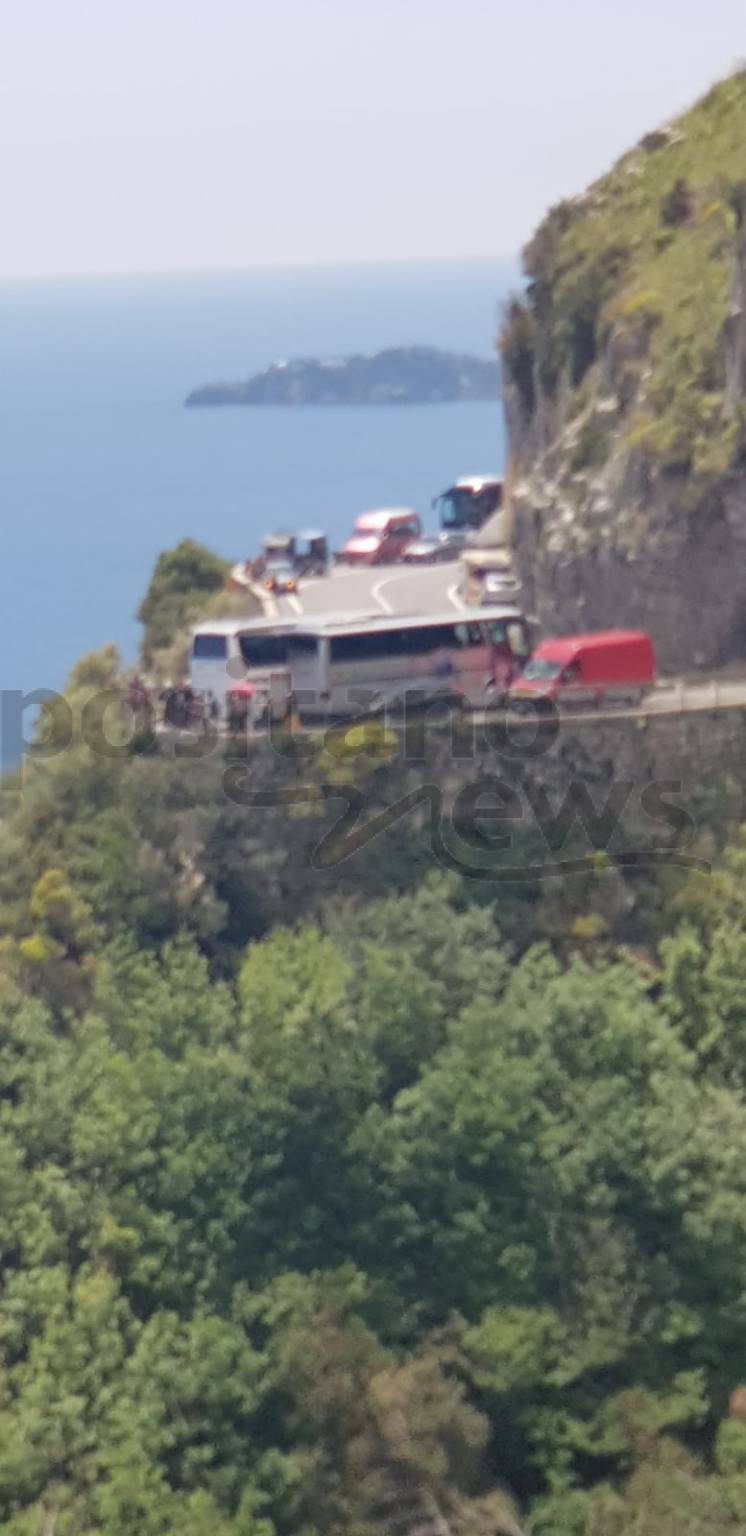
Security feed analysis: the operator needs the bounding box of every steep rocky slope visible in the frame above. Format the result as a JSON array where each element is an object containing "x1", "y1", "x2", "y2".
[{"x1": 501, "y1": 70, "x2": 746, "y2": 670}]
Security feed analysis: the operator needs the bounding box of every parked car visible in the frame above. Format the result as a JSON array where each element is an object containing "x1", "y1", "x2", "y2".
[
  {"x1": 263, "y1": 558, "x2": 298, "y2": 595},
  {"x1": 337, "y1": 508, "x2": 421, "y2": 565},
  {"x1": 262, "y1": 531, "x2": 296, "y2": 562},
  {"x1": 294, "y1": 530, "x2": 329, "y2": 577},
  {"x1": 460, "y1": 547, "x2": 514, "y2": 606},
  {"x1": 509, "y1": 630, "x2": 655, "y2": 710},
  {"x1": 402, "y1": 530, "x2": 468, "y2": 564},
  {"x1": 480, "y1": 567, "x2": 521, "y2": 603}
]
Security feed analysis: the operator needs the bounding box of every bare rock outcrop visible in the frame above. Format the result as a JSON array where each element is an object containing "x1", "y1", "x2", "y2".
[{"x1": 500, "y1": 70, "x2": 746, "y2": 671}]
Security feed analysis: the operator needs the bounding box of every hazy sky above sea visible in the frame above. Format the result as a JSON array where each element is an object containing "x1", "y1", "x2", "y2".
[{"x1": 1, "y1": 0, "x2": 744, "y2": 279}]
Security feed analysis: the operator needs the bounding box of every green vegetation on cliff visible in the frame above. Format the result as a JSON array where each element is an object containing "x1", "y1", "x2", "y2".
[
  {"x1": 502, "y1": 69, "x2": 746, "y2": 475},
  {"x1": 2, "y1": 627, "x2": 746, "y2": 1532},
  {"x1": 136, "y1": 539, "x2": 259, "y2": 680},
  {"x1": 138, "y1": 539, "x2": 229, "y2": 660}
]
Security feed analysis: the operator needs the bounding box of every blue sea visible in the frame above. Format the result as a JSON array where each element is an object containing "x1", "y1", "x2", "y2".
[{"x1": 0, "y1": 257, "x2": 518, "y2": 705}]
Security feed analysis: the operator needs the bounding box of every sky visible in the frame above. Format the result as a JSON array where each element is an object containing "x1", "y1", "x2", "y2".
[{"x1": 1, "y1": 0, "x2": 744, "y2": 279}]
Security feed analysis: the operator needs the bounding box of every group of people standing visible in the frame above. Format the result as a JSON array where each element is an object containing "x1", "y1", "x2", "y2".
[{"x1": 125, "y1": 675, "x2": 259, "y2": 734}]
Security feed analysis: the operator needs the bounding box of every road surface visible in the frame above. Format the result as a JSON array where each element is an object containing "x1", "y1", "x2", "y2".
[
  {"x1": 158, "y1": 672, "x2": 746, "y2": 762},
  {"x1": 267, "y1": 560, "x2": 468, "y2": 621},
  {"x1": 232, "y1": 563, "x2": 746, "y2": 724}
]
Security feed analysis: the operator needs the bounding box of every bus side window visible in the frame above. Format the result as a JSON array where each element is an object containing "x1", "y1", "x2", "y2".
[
  {"x1": 506, "y1": 622, "x2": 529, "y2": 658},
  {"x1": 486, "y1": 622, "x2": 506, "y2": 647},
  {"x1": 288, "y1": 635, "x2": 319, "y2": 658},
  {"x1": 454, "y1": 623, "x2": 482, "y2": 648}
]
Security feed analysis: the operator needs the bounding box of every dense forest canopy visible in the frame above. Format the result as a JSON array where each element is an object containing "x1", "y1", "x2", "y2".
[{"x1": 2, "y1": 628, "x2": 746, "y2": 1535}]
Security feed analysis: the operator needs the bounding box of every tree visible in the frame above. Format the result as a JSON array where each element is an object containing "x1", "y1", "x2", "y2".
[
  {"x1": 137, "y1": 540, "x2": 229, "y2": 662},
  {"x1": 267, "y1": 1287, "x2": 522, "y2": 1536},
  {"x1": 18, "y1": 868, "x2": 97, "y2": 1013},
  {"x1": 235, "y1": 927, "x2": 378, "y2": 1279}
]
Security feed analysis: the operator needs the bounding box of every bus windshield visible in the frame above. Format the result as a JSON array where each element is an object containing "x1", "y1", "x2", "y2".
[{"x1": 436, "y1": 485, "x2": 500, "y2": 530}]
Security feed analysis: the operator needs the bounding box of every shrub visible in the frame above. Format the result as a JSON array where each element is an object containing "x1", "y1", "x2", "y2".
[
  {"x1": 660, "y1": 178, "x2": 694, "y2": 228},
  {"x1": 137, "y1": 539, "x2": 229, "y2": 661},
  {"x1": 569, "y1": 413, "x2": 611, "y2": 472},
  {"x1": 499, "y1": 298, "x2": 536, "y2": 418}
]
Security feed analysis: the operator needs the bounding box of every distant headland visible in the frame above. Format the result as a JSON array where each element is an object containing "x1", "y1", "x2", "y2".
[{"x1": 184, "y1": 344, "x2": 500, "y2": 408}]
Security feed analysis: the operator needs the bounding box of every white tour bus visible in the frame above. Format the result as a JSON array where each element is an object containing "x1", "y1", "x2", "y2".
[
  {"x1": 282, "y1": 608, "x2": 529, "y2": 716},
  {"x1": 190, "y1": 606, "x2": 529, "y2": 722},
  {"x1": 190, "y1": 615, "x2": 298, "y2": 721}
]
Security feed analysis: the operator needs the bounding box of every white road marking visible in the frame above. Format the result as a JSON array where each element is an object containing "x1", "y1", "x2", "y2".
[
  {"x1": 371, "y1": 568, "x2": 443, "y2": 615},
  {"x1": 371, "y1": 577, "x2": 395, "y2": 614},
  {"x1": 270, "y1": 559, "x2": 466, "y2": 622}
]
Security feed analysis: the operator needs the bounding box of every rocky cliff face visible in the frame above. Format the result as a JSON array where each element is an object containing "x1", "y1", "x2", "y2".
[{"x1": 501, "y1": 71, "x2": 746, "y2": 672}]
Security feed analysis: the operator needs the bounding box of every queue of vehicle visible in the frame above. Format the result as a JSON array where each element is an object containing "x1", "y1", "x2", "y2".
[
  {"x1": 188, "y1": 609, "x2": 656, "y2": 731},
  {"x1": 180, "y1": 470, "x2": 655, "y2": 733},
  {"x1": 227, "y1": 473, "x2": 511, "y2": 597},
  {"x1": 190, "y1": 606, "x2": 532, "y2": 725}
]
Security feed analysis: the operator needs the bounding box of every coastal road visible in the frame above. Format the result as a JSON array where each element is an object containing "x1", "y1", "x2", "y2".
[
  {"x1": 244, "y1": 563, "x2": 746, "y2": 719},
  {"x1": 269, "y1": 560, "x2": 467, "y2": 621},
  {"x1": 159, "y1": 671, "x2": 746, "y2": 760}
]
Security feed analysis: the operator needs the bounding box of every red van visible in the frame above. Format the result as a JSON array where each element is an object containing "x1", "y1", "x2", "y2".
[
  {"x1": 510, "y1": 630, "x2": 655, "y2": 708},
  {"x1": 337, "y1": 508, "x2": 421, "y2": 565}
]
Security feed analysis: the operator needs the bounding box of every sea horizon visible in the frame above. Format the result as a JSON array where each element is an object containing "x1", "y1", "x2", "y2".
[
  {"x1": 0, "y1": 250, "x2": 521, "y2": 290},
  {"x1": 0, "y1": 256, "x2": 519, "y2": 734}
]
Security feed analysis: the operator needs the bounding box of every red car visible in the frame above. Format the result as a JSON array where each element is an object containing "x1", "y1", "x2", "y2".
[
  {"x1": 337, "y1": 508, "x2": 421, "y2": 565},
  {"x1": 510, "y1": 630, "x2": 655, "y2": 708}
]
